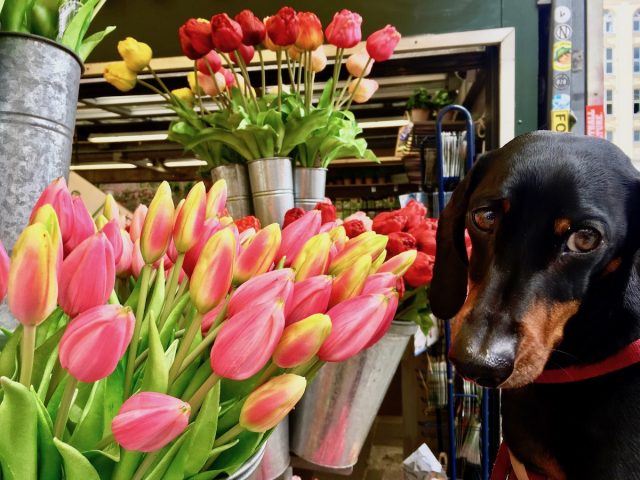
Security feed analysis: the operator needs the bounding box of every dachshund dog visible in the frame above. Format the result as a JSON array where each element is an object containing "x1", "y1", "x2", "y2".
[{"x1": 430, "y1": 131, "x2": 640, "y2": 479}]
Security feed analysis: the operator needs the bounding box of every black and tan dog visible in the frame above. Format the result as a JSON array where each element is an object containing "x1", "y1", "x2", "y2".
[{"x1": 430, "y1": 131, "x2": 640, "y2": 480}]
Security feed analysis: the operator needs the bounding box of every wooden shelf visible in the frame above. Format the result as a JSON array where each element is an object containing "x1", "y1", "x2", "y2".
[{"x1": 326, "y1": 183, "x2": 418, "y2": 197}]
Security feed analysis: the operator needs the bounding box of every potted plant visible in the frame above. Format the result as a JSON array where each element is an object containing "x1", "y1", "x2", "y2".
[{"x1": 406, "y1": 88, "x2": 454, "y2": 122}]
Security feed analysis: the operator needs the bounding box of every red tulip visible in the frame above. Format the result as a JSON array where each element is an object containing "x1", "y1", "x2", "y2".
[
  {"x1": 285, "y1": 274, "x2": 332, "y2": 325},
  {"x1": 128, "y1": 204, "x2": 147, "y2": 243},
  {"x1": 234, "y1": 224, "x2": 281, "y2": 283},
  {"x1": 59, "y1": 304, "x2": 135, "y2": 382},
  {"x1": 58, "y1": 233, "x2": 115, "y2": 317},
  {"x1": 211, "y1": 299, "x2": 285, "y2": 380},
  {"x1": 30, "y1": 177, "x2": 74, "y2": 244},
  {"x1": 227, "y1": 268, "x2": 294, "y2": 318},
  {"x1": 276, "y1": 210, "x2": 322, "y2": 267},
  {"x1": 230, "y1": 44, "x2": 255, "y2": 65},
  {"x1": 197, "y1": 50, "x2": 223, "y2": 75},
  {"x1": 265, "y1": 7, "x2": 299, "y2": 47},
  {"x1": 116, "y1": 230, "x2": 134, "y2": 278},
  {"x1": 283, "y1": 207, "x2": 305, "y2": 228},
  {"x1": 179, "y1": 18, "x2": 214, "y2": 59},
  {"x1": 210, "y1": 13, "x2": 244, "y2": 53},
  {"x1": 343, "y1": 219, "x2": 366, "y2": 239},
  {"x1": 295, "y1": 12, "x2": 323, "y2": 51},
  {"x1": 318, "y1": 293, "x2": 389, "y2": 362},
  {"x1": 372, "y1": 211, "x2": 406, "y2": 234},
  {"x1": 234, "y1": 215, "x2": 261, "y2": 233},
  {"x1": 0, "y1": 241, "x2": 8, "y2": 303},
  {"x1": 403, "y1": 251, "x2": 434, "y2": 288},
  {"x1": 141, "y1": 181, "x2": 175, "y2": 264},
  {"x1": 64, "y1": 196, "x2": 96, "y2": 256},
  {"x1": 99, "y1": 219, "x2": 123, "y2": 264},
  {"x1": 366, "y1": 25, "x2": 401, "y2": 62},
  {"x1": 182, "y1": 218, "x2": 221, "y2": 277},
  {"x1": 399, "y1": 199, "x2": 428, "y2": 218},
  {"x1": 173, "y1": 182, "x2": 206, "y2": 253},
  {"x1": 314, "y1": 201, "x2": 336, "y2": 224},
  {"x1": 235, "y1": 10, "x2": 266, "y2": 46},
  {"x1": 325, "y1": 9, "x2": 362, "y2": 48},
  {"x1": 411, "y1": 227, "x2": 437, "y2": 255},
  {"x1": 112, "y1": 392, "x2": 190, "y2": 452},
  {"x1": 386, "y1": 231, "x2": 417, "y2": 257}
]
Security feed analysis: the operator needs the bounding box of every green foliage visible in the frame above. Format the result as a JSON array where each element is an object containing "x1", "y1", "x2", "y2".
[
  {"x1": 395, "y1": 286, "x2": 434, "y2": 335},
  {"x1": 406, "y1": 88, "x2": 453, "y2": 112}
]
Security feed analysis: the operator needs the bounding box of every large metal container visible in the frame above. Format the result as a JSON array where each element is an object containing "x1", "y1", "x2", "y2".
[
  {"x1": 211, "y1": 164, "x2": 252, "y2": 219},
  {"x1": 291, "y1": 321, "x2": 416, "y2": 469},
  {"x1": 294, "y1": 167, "x2": 327, "y2": 210},
  {"x1": 228, "y1": 444, "x2": 267, "y2": 480},
  {"x1": 256, "y1": 418, "x2": 290, "y2": 480},
  {"x1": 248, "y1": 158, "x2": 294, "y2": 226},
  {"x1": 0, "y1": 32, "x2": 82, "y2": 251}
]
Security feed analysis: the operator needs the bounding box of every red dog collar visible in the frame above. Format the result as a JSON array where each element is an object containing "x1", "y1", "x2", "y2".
[{"x1": 535, "y1": 338, "x2": 640, "y2": 384}]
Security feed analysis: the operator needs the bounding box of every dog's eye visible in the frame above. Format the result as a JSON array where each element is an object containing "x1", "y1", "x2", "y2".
[
  {"x1": 471, "y1": 208, "x2": 497, "y2": 232},
  {"x1": 566, "y1": 228, "x2": 602, "y2": 253}
]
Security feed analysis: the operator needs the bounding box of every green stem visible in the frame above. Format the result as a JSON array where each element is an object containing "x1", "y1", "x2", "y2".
[
  {"x1": 330, "y1": 48, "x2": 344, "y2": 105},
  {"x1": 187, "y1": 373, "x2": 221, "y2": 414},
  {"x1": 95, "y1": 433, "x2": 115, "y2": 450},
  {"x1": 176, "y1": 323, "x2": 223, "y2": 378},
  {"x1": 19, "y1": 325, "x2": 36, "y2": 387},
  {"x1": 158, "y1": 253, "x2": 185, "y2": 329},
  {"x1": 132, "y1": 451, "x2": 161, "y2": 480},
  {"x1": 258, "y1": 48, "x2": 266, "y2": 95},
  {"x1": 146, "y1": 65, "x2": 173, "y2": 96},
  {"x1": 45, "y1": 359, "x2": 64, "y2": 404},
  {"x1": 342, "y1": 58, "x2": 373, "y2": 111},
  {"x1": 124, "y1": 264, "x2": 151, "y2": 397},
  {"x1": 53, "y1": 375, "x2": 78, "y2": 439},
  {"x1": 137, "y1": 79, "x2": 170, "y2": 101},
  {"x1": 284, "y1": 49, "x2": 296, "y2": 93},
  {"x1": 276, "y1": 49, "x2": 283, "y2": 110},
  {"x1": 334, "y1": 74, "x2": 353, "y2": 108},
  {"x1": 192, "y1": 62, "x2": 207, "y2": 118},
  {"x1": 235, "y1": 51, "x2": 259, "y2": 108},
  {"x1": 213, "y1": 424, "x2": 244, "y2": 448},
  {"x1": 296, "y1": 54, "x2": 303, "y2": 93},
  {"x1": 168, "y1": 311, "x2": 203, "y2": 383}
]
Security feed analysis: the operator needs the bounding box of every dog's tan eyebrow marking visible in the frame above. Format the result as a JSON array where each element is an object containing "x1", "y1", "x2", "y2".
[
  {"x1": 601, "y1": 258, "x2": 622, "y2": 276},
  {"x1": 502, "y1": 199, "x2": 511, "y2": 213},
  {"x1": 553, "y1": 218, "x2": 571, "y2": 236}
]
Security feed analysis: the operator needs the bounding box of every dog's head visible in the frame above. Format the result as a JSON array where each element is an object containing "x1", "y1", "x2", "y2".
[{"x1": 430, "y1": 131, "x2": 640, "y2": 388}]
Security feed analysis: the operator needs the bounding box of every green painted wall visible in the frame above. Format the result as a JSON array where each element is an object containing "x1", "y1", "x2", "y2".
[{"x1": 90, "y1": 0, "x2": 540, "y2": 136}]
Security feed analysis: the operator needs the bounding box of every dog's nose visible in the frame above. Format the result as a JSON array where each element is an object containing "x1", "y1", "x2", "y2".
[{"x1": 448, "y1": 348, "x2": 514, "y2": 388}]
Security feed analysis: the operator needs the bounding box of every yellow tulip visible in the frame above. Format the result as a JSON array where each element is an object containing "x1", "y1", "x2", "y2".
[
  {"x1": 117, "y1": 37, "x2": 153, "y2": 72},
  {"x1": 104, "y1": 62, "x2": 137, "y2": 92}
]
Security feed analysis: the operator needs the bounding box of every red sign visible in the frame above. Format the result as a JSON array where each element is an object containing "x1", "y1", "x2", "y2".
[{"x1": 585, "y1": 105, "x2": 605, "y2": 138}]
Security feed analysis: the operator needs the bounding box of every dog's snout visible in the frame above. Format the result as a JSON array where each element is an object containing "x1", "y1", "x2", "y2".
[{"x1": 449, "y1": 343, "x2": 515, "y2": 388}]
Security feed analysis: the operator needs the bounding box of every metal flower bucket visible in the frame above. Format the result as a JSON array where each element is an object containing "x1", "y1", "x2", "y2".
[
  {"x1": 0, "y1": 32, "x2": 82, "y2": 251},
  {"x1": 227, "y1": 444, "x2": 267, "y2": 480},
  {"x1": 248, "y1": 158, "x2": 294, "y2": 226},
  {"x1": 211, "y1": 164, "x2": 253, "y2": 219},
  {"x1": 255, "y1": 418, "x2": 290, "y2": 480},
  {"x1": 291, "y1": 321, "x2": 417, "y2": 469},
  {"x1": 294, "y1": 167, "x2": 327, "y2": 210}
]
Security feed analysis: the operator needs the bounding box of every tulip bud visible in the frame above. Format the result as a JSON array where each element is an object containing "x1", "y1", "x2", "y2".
[
  {"x1": 30, "y1": 204, "x2": 63, "y2": 277},
  {"x1": 117, "y1": 37, "x2": 152, "y2": 72},
  {"x1": 346, "y1": 50, "x2": 373, "y2": 77},
  {"x1": 318, "y1": 293, "x2": 389, "y2": 362},
  {"x1": 234, "y1": 224, "x2": 282, "y2": 284},
  {"x1": 292, "y1": 233, "x2": 331, "y2": 281},
  {"x1": 235, "y1": 9, "x2": 266, "y2": 46},
  {"x1": 59, "y1": 304, "x2": 135, "y2": 382},
  {"x1": 64, "y1": 196, "x2": 96, "y2": 255},
  {"x1": 8, "y1": 224, "x2": 58, "y2": 326},
  {"x1": 112, "y1": 392, "x2": 190, "y2": 452},
  {"x1": 329, "y1": 226, "x2": 347, "y2": 252},
  {"x1": 117, "y1": 230, "x2": 134, "y2": 277},
  {"x1": 206, "y1": 179, "x2": 227, "y2": 219},
  {"x1": 325, "y1": 9, "x2": 362, "y2": 48},
  {"x1": 348, "y1": 78, "x2": 379, "y2": 103},
  {"x1": 309, "y1": 47, "x2": 327, "y2": 73},
  {"x1": 273, "y1": 314, "x2": 332, "y2": 368},
  {"x1": 366, "y1": 25, "x2": 401, "y2": 62},
  {"x1": 378, "y1": 250, "x2": 417, "y2": 277},
  {"x1": 131, "y1": 240, "x2": 144, "y2": 278},
  {"x1": 371, "y1": 249, "x2": 387, "y2": 272},
  {"x1": 211, "y1": 300, "x2": 285, "y2": 380},
  {"x1": 129, "y1": 204, "x2": 147, "y2": 243},
  {"x1": 104, "y1": 62, "x2": 137, "y2": 92},
  {"x1": 227, "y1": 268, "x2": 294, "y2": 318},
  {"x1": 141, "y1": 181, "x2": 175, "y2": 264},
  {"x1": 219, "y1": 67, "x2": 235, "y2": 88},
  {"x1": 285, "y1": 275, "x2": 332, "y2": 325},
  {"x1": 230, "y1": 44, "x2": 255, "y2": 65},
  {"x1": 329, "y1": 254, "x2": 371, "y2": 307},
  {"x1": 276, "y1": 210, "x2": 322, "y2": 267},
  {"x1": 182, "y1": 218, "x2": 221, "y2": 277},
  {"x1": 198, "y1": 71, "x2": 227, "y2": 97},
  {"x1": 103, "y1": 194, "x2": 121, "y2": 227},
  {"x1": 240, "y1": 374, "x2": 306, "y2": 432},
  {"x1": 362, "y1": 272, "x2": 398, "y2": 295},
  {"x1": 0, "y1": 241, "x2": 8, "y2": 303},
  {"x1": 190, "y1": 228, "x2": 236, "y2": 313},
  {"x1": 210, "y1": 13, "x2": 244, "y2": 53},
  {"x1": 265, "y1": 7, "x2": 299, "y2": 47},
  {"x1": 171, "y1": 87, "x2": 195, "y2": 107},
  {"x1": 262, "y1": 25, "x2": 280, "y2": 52},
  {"x1": 173, "y1": 182, "x2": 206, "y2": 253},
  {"x1": 196, "y1": 50, "x2": 222, "y2": 75},
  {"x1": 404, "y1": 251, "x2": 435, "y2": 288},
  {"x1": 99, "y1": 219, "x2": 124, "y2": 265},
  {"x1": 288, "y1": 46, "x2": 302, "y2": 61},
  {"x1": 295, "y1": 12, "x2": 323, "y2": 51},
  {"x1": 329, "y1": 231, "x2": 388, "y2": 275},
  {"x1": 30, "y1": 177, "x2": 74, "y2": 244},
  {"x1": 365, "y1": 289, "x2": 399, "y2": 348},
  {"x1": 200, "y1": 300, "x2": 225, "y2": 336},
  {"x1": 178, "y1": 18, "x2": 213, "y2": 59}
]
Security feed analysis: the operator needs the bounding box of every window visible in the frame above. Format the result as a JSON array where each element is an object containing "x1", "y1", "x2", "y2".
[
  {"x1": 606, "y1": 131, "x2": 614, "y2": 142},
  {"x1": 606, "y1": 89, "x2": 614, "y2": 115},
  {"x1": 635, "y1": 89, "x2": 640, "y2": 115},
  {"x1": 634, "y1": 10, "x2": 640, "y2": 32},
  {"x1": 635, "y1": 130, "x2": 640, "y2": 143},
  {"x1": 604, "y1": 10, "x2": 614, "y2": 33},
  {"x1": 606, "y1": 48, "x2": 614, "y2": 74},
  {"x1": 635, "y1": 48, "x2": 640, "y2": 74}
]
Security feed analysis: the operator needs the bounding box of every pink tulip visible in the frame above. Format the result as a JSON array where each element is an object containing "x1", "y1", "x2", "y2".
[
  {"x1": 378, "y1": 250, "x2": 417, "y2": 277},
  {"x1": 319, "y1": 221, "x2": 339, "y2": 233},
  {"x1": 329, "y1": 231, "x2": 387, "y2": 275},
  {"x1": 276, "y1": 210, "x2": 322, "y2": 267},
  {"x1": 211, "y1": 299, "x2": 285, "y2": 380},
  {"x1": 361, "y1": 272, "x2": 398, "y2": 295},
  {"x1": 8, "y1": 224, "x2": 58, "y2": 326},
  {"x1": 131, "y1": 239, "x2": 144, "y2": 278},
  {"x1": 206, "y1": 179, "x2": 227, "y2": 219},
  {"x1": 273, "y1": 313, "x2": 332, "y2": 368},
  {"x1": 58, "y1": 233, "x2": 115, "y2": 317},
  {"x1": 129, "y1": 204, "x2": 148, "y2": 242},
  {"x1": 292, "y1": 233, "x2": 331, "y2": 281},
  {"x1": 102, "y1": 194, "x2": 122, "y2": 228},
  {"x1": 29, "y1": 177, "x2": 74, "y2": 243},
  {"x1": 59, "y1": 304, "x2": 135, "y2": 382},
  {"x1": 240, "y1": 374, "x2": 306, "y2": 432},
  {"x1": 112, "y1": 392, "x2": 190, "y2": 452},
  {"x1": 200, "y1": 301, "x2": 225, "y2": 336},
  {"x1": 329, "y1": 254, "x2": 371, "y2": 307},
  {"x1": 364, "y1": 289, "x2": 399, "y2": 348},
  {"x1": 99, "y1": 219, "x2": 123, "y2": 264},
  {"x1": 116, "y1": 230, "x2": 134, "y2": 277},
  {"x1": 30, "y1": 204, "x2": 63, "y2": 278},
  {"x1": 366, "y1": 25, "x2": 401, "y2": 62},
  {"x1": 64, "y1": 196, "x2": 95, "y2": 255},
  {"x1": 329, "y1": 225, "x2": 348, "y2": 252},
  {"x1": 324, "y1": 9, "x2": 362, "y2": 48},
  {"x1": 183, "y1": 218, "x2": 221, "y2": 277},
  {"x1": 284, "y1": 275, "x2": 332, "y2": 325},
  {"x1": 238, "y1": 227, "x2": 256, "y2": 245},
  {"x1": 141, "y1": 181, "x2": 175, "y2": 264},
  {"x1": 189, "y1": 228, "x2": 236, "y2": 313},
  {"x1": 318, "y1": 293, "x2": 389, "y2": 362},
  {"x1": 173, "y1": 182, "x2": 207, "y2": 253},
  {"x1": 0, "y1": 241, "x2": 8, "y2": 303},
  {"x1": 234, "y1": 224, "x2": 282, "y2": 284},
  {"x1": 196, "y1": 50, "x2": 222, "y2": 74},
  {"x1": 230, "y1": 44, "x2": 255, "y2": 65},
  {"x1": 166, "y1": 238, "x2": 178, "y2": 264},
  {"x1": 227, "y1": 268, "x2": 294, "y2": 318}
]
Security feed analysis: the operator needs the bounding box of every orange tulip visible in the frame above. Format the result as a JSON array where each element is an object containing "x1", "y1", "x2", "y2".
[{"x1": 295, "y1": 12, "x2": 323, "y2": 51}]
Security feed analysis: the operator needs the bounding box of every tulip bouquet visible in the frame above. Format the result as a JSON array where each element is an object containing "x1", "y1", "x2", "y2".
[
  {"x1": 104, "y1": 8, "x2": 401, "y2": 170},
  {"x1": 0, "y1": 176, "x2": 414, "y2": 479}
]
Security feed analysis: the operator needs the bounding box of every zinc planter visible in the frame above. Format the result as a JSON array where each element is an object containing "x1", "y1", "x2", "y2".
[
  {"x1": 227, "y1": 444, "x2": 267, "y2": 480},
  {"x1": 294, "y1": 167, "x2": 327, "y2": 211},
  {"x1": 291, "y1": 321, "x2": 416, "y2": 469},
  {"x1": 256, "y1": 418, "x2": 291, "y2": 480},
  {"x1": 248, "y1": 158, "x2": 294, "y2": 226},
  {"x1": 0, "y1": 32, "x2": 82, "y2": 251},
  {"x1": 211, "y1": 164, "x2": 253, "y2": 219}
]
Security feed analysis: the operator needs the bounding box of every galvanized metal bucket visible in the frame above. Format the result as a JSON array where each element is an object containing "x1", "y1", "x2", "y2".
[
  {"x1": 248, "y1": 158, "x2": 294, "y2": 226},
  {"x1": 211, "y1": 164, "x2": 253, "y2": 219},
  {"x1": 0, "y1": 32, "x2": 82, "y2": 251},
  {"x1": 291, "y1": 321, "x2": 416, "y2": 469},
  {"x1": 255, "y1": 418, "x2": 290, "y2": 480},
  {"x1": 228, "y1": 444, "x2": 267, "y2": 480},
  {"x1": 294, "y1": 167, "x2": 327, "y2": 210}
]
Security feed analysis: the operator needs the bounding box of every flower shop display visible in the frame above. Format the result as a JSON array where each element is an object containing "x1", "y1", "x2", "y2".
[
  {"x1": 104, "y1": 7, "x2": 401, "y2": 224},
  {"x1": 0, "y1": 0, "x2": 113, "y2": 252},
  {"x1": 405, "y1": 88, "x2": 454, "y2": 122},
  {"x1": 0, "y1": 176, "x2": 414, "y2": 479}
]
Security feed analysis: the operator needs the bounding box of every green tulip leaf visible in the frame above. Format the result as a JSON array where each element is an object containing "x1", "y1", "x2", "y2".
[
  {"x1": 32, "y1": 326, "x2": 65, "y2": 391},
  {"x1": 124, "y1": 274, "x2": 143, "y2": 310},
  {"x1": 184, "y1": 440, "x2": 239, "y2": 480},
  {"x1": 69, "y1": 380, "x2": 106, "y2": 452},
  {"x1": 138, "y1": 262, "x2": 166, "y2": 353},
  {"x1": 168, "y1": 356, "x2": 200, "y2": 399},
  {"x1": 207, "y1": 430, "x2": 263, "y2": 476},
  {"x1": 140, "y1": 314, "x2": 168, "y2": 394},
  {"x1": 32, "y1": 387, "x2": 62, "y2": 480},
  {"x1": 280, "y1": 107, "x2": 331, "y2": 156},
  {"x1": 35, "y1": 308, "x2": 64, "y2": 347},
  {"x1": 102, "y1": 360, "x2": 125, "y2": 437},
  {"x1": 78, "y1": 26, "x2": 116, "y2": 62},
  {"x1": 0, "y1": 326, "x2": 21, "y2": 379},
  {"x1": 53, "y1": 438, "x2": 100, "y2": 480},
  {"x1": 318, "y1": 78, "x2": 334, "y2": 109},
  {"x1": 0, "y1": 377, "x2": 38, "y2": 479},
  {"x1": 110, "y1": 449, "x2": 142, "y2": 480},
  {"x1": 144, "y1": 427, "x2": 191, "y2": 480},
  {"x1": 180, "y1": 359, "x2": 212, "y2": 401},
  {"x1": 59, "y1": 0, "x2": 103, "y2": 52},
  {"x1": 83, "y1": 446, "x2": 119, "y2": 480},
  {"x1": 159, "y1": 293, "x2": 190, "y2": 349}
]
